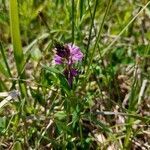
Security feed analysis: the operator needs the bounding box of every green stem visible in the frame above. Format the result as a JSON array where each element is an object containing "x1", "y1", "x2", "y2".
[
  {"x1": 79, "y1": 0, "x2": 84, "y2": 20},
  {"x1": 9, "y1": 0, "x2": 24, "y2": 75},
  {"x1": 85, "y1": 0, "x2": 98, "y2": 63},
  {"x1": 9, "y1": 0, "x2": 27, "y2": 98},
  {"x1": 0, "y1": 42, "x2": 12, "y2": 78},
  {"x1": 72, "y1": 0, "x2": 75, "y2": 44},
  {"x1": 124, "y1": 68, "x2": 138, "y2": 149},
  {"x1": 85, "y1": 0, "x2": 112, "y2": 80},
  {"x1": 79, "y1": 119, "x2": 83, "y2": 146}
]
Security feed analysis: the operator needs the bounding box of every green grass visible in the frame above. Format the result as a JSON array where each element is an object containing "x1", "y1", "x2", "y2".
[
  {"x1": 9, "y1": 0, "x2": 24, "y2": 75},
  {"x1": 0, "y1": 0, "x2": 150, "y2": 149}
]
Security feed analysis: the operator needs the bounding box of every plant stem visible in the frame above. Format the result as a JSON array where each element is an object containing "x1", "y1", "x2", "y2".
[
  {"x1": 85, "y1": 0, "x2": 112, "y2": 81},
  {"x1": 79, "y1": 119, "x2": 83, "y2": 146},
  {"x1": 72, "y1": 0, "x2": 75, "y2": 44},
  {"x1": 0, "y1": 42, "x2": 12, "y2": 78},
  {"x1": 9, "y1": 0, "x2": 24, "y2": 76},
  {"x1": 9, "y1": 0, "x2": 27, "y2": 98},
  {"x1": 85, "y1": 0, "x2": 98, "y2": 63}
]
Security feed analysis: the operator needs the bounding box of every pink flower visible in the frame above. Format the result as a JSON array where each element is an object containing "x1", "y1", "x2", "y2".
[
  {"x1": 53, "y1": 43, "x2": 83, "y2": 87},
  {"x1": 67, "y1": 44, "x2": 83, "y2": 64},
  {"x1": 54, "y1": 43, "x2": 83, "y2": 65}
]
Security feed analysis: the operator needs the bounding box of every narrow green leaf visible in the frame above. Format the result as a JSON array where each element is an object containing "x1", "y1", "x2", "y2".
[
  {"x1": 79, "y1": 0, "x2": 84, "y2": 20},
  {"x1": 0, "y1": 116, "x2": 6, "y2": 132},
  {"x1": 9, "y1": 0, "x2": 27, "y2": 98},
  {"x1": 0, "y1": 41, "x2": 12, "y2": 77},
  {"x1": 72, "y1": 0, "x2": 75, "y2": 44},
  {"x1": 43, "y1": 66, "x2": 70, "y2": 94},
  {"x1": 9, "y1": 0, "x2": 24, "y2": 76},
  {"x1": 0, "y1": 61, "x2": 9, "y2": 77},
  {"x1": 12, "y1": 141, "x2": 22, "y2": 150}
]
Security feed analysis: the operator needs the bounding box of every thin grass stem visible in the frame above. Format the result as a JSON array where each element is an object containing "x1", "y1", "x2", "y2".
[
  {"x1": 85, "y1": 0, "x2": 98, "y2": 63},
  {"x1": 0, "y1": 42, "x2": 12, "y2": 78},
  {"x1": 9, "y1": 0, "x2": 24, "y2": 75},
  {"x1": 72, "y1": 0, "x2": 75, "y2": 44},
  {"x1": 85, "y1": 0, "x2": 112, "y2": 80}
]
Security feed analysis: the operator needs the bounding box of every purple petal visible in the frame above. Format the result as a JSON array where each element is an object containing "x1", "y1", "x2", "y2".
[
  {"x1": 67, "y1": 44, "x2": 83, "y2": 63},
  {"x1": 70, "y1": 68, "x2": 78, "y2": 76},
  {"x1": 54, "y1": 55, "x2": 62, "y2": 64}
]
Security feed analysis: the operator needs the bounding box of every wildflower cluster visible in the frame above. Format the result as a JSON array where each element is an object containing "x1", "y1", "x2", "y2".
[{"x1": 54, "y1": 43, "x2": 83, "y2": 87}]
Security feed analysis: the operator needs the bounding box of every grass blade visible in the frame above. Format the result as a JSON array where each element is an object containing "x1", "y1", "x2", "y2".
[
  {"x1": 85, "y1": 0, "x2": 98, "y2": 63},
  {"x1": 9, "y1": 0, "x2": 27, "y2": 98},
  {"x1": 71, "y1": 0, "x2": 75, "y2": 44},
  {"x1": 85, "y1": 0, "x2": 112, "y2": 79},
  {"x1": 0, "y1": 41, "x2": 12, "y2": 78},
  {"x1": 9, "y1": 0, "x2": 24, "y2": 76},
  {"x1": 79, "y1": 0, "x2": 84, "y2": 20}
]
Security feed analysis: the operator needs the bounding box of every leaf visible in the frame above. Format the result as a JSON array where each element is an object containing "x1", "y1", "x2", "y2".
[
  {"x1": 54, "y1": 111, "x2": 67, "y2": 120},
  {"x1": 0, "y1": 116, "x2": 6, "y2": 132},
  {"x1": 55, "y1": 120, "x2": 70, "y2": 134},
  {"x1": 9, "y1": 0, "x2": 25, "y2": 75},
  {"x1": 30, "y1": 88, "x2": 45, "y2": 106},
  {"x1": 31, "y1": 47, "x2": 42, "y2": 61},
  {"x1": 57, "y1": 73, "x2": 70, "y2": 93},
  {"x1": 0, "y1": 60, "x2": 9, "y2": 77},
  {"x1": 12, "y1": 141, "x2": 22, "y2": 150},
  {"x1": 42, "y1": 65, "x2": 70, "y2": 94},
  {"x1": 43, "y1": 65, "x2": 61, "y2": 74},
  {"x1": 0, "y1": 42, "x2": 12, "y2": 77}
]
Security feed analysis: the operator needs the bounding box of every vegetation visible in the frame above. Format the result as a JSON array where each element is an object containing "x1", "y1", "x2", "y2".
[{"x1": 0, "y1": 0, "x2": 150, "y2": 149}]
